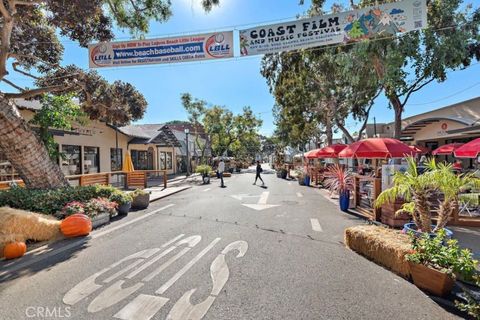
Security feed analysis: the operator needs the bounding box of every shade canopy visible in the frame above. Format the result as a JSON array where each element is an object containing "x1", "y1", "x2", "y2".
[
  {"x1": 409, "y1": 145, "x2": 429, "y2": 155},
  {"x1": 454, "y1": 138, "x2": 480, "y2": 158},
  {"x1": 338, "y1": 138, "x2": 415, "y2": 159},
  {"x1": 122, "y1": 151, "x2": 135, "y2": 172},
  {"x1": 432, "y1": 143, "x2": 464, "y2": 156},
  {"x1": 315, "y1": 144, "x2": 348, "y2": 158},
  {"x1": 303, "y1": 149, "x2": 319, "y2": 159}
]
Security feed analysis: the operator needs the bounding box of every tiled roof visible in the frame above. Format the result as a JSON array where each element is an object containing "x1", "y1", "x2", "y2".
[{"x1": 118, "y1": 124, "x2": 181, "y2": 147}]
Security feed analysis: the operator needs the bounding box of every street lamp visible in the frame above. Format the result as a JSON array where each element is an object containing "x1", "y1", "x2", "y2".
[{"x1": 185, "y1": 128, "x2": 190, "y2": 176}]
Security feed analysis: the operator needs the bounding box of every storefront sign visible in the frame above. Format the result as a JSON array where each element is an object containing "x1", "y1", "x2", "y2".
[
  {"x1": 89, "y1": 32, "x2": 234, "y2": 68},
  {"x1": 239, "y1": 0, "x2": 427, "y2": 56}
]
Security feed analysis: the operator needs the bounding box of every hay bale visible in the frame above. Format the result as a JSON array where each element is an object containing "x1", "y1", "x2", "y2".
[
  {"x1": 0, "y1": 207, "x2": 62, "y2": 258},
  {"x1": 344, "y1": 225, "x2": 412, "y2": 279}
]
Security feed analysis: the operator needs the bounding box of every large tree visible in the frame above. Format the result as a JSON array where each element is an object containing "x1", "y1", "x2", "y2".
[
  {"x1": 347, "y1": 0, "x2": 480, "y2": 139},
  {"x1": 0, "y1": 0, "x2": 220, "y2": 189}
]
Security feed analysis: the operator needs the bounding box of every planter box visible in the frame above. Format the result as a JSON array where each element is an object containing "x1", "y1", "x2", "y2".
[
  {"x1": 91, "y1": 212, "x2": 110, "y2": 229},
  {"x1": 132, "y1": 194, "x2": 150, "y2": 210},
  {"x1": 117, "y1": 202, "x2": 132, "y2": 215},
  {"x1": 223, "y1": 172, "x2": 232, "y2": 178},
  {"x1": 381, "y1": 201, "x2": 411, "y2": 228},
  {"x1": 408, "y1": 261, "x2": 454, "y2": 297}
]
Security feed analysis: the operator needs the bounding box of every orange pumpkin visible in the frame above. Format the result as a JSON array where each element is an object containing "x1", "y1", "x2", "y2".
[
  {"x1": 4, "y1": 242, "x2": 27, "y2": 260},
  {"x1": 61, "y1": 214, "x2": 92, "y2": 238}
]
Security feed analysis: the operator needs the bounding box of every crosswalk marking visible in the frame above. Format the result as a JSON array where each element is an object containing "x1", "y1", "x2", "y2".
[{"x1": 310, "y1": 218, "x2": 323, "y2": 232}]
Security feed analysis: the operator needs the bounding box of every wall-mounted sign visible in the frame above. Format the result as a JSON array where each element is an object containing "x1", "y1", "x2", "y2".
[
  {"x1": 239, "y1": 0, "x2": 427, "y2": 56},
  {"x1": 441, "y1": 123, "x2": 448, "y2": 130},
  {"x1": 89, "y1": 32, "x2": 234, "y2": 68}
]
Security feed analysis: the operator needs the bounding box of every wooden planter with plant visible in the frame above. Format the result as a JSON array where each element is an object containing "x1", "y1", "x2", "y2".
[
  {"x1": 195, "y1": 165, "x2": 212, "y2": 184},
  {"x1": 405, "y1": 229, "x2": 478, "y2": 297},
  {"x1": 324, "y1": 164, "x2": 354, "y2": 212},
  {"x1": 131, "y1": 189, "x2": 150, "y2": 210},
  {"x1": 376, "y1": 157, "x2": 480, "y2": 235}
]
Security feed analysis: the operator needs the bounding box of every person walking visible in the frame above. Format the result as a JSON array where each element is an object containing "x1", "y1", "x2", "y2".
[
  {"x1": 253, "y1": 160, "x2": 265, "y2": 186},
  {"x1": 218, "y1": 158, "x2": 226, "y2": 188}
]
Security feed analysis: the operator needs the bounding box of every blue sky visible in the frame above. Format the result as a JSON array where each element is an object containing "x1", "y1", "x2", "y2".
[{"x1": 8, "y1": 0, "x2": 480, "y2": 136}]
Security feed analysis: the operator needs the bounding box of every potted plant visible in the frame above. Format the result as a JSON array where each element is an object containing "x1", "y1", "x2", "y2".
[
  {"x1": 85, "y1": 197, "x2": 117, "y2": 228},
  {"x1": 376, "y1": 157, "x2": 479, "y2": 236},
  {"x1": 406, "y1": 229, "x2": 478, "y2": 297},
  {"x1": 131, "y1": 189, "x2": 150, "y2": 210},
  {"x1": 110, "y1": 192, "x2": 133, "y2": 216},
  {"x1": 195, "y1": 165, "x2": 212, "y2": 184},
  {"x1": 324, "y1": 164, "x2": 354, "y2": 212},
  {"x1": 57, "y1": 201, "x2": 85, "y2": 219},
  {"x1": 280, "y1": 168, "x2": 288, "y2": 179},
  {"x1": 296, "y1": 170, "x2": 305, "y2": 185}
]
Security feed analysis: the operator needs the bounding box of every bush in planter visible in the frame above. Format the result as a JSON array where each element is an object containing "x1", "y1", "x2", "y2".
[
  {"x1": 0, "y1": 185, "x2": 120, "y2": 216},
  {"x1": 109, "y1": 192, "x2": 133, "y2": 215},
  {"x1": 131, "y1": 189, "x2": 150, "y2": 210},
  {"x1": 195, "y1": 165, "x2": 212, "y2": 184},
  {"x1": 84, "y1": 197, "x2": 117, "y2": 218},
  {"x1": 406, "y1": 230, "x2": 478, "y2": 296},
  {"x1": 57, "y1": 201, "x2": 85, "y2": 219},
  {"x1": 324, "y1": 164, "x2": 354, "y2": 212},
  {"x1": 455, "y1": 275, "x2": 480, "y2": 319}
]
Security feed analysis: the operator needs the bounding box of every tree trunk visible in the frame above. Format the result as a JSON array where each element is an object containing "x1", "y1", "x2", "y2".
[
  {"x1": 390, "y1": 95, "x2": 404, "y2": 140},
  {"x1": 0, "y1": 96, "x2": 69, "y2": 189},
  {"x1": 325, "y1": 117, "x2": 333, "y2": 146}
]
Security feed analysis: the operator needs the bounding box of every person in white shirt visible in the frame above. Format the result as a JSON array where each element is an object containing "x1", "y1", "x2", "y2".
[{"x1": 218, "y1": 159, "x2": 225, "y2": 188}]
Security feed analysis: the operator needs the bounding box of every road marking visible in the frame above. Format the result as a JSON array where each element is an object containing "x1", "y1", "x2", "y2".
[
  {"x1": 93, "y1": 204, "x2": 176, "y2": 239},
  {"x1": 296, "y1": 192, "x2": 303, "y2": 198},
  {"x1": 310, "y1": 218, "x2": 323, "y2": 232},
  {"x1": 156, "y1": 238, "x2": 221, "y2": 295},
  {"x1": 161, "y1": 234, "x2": 185, "y2": 248},
  {"x1": 242, "y1": 191, "x2": 280, "y2": 211},
  {"x1": 203, "y1": 188, "x2": 211, "y2": 192},
  {"x1": 114, "y1": 294, "x2": 169, "y2": 320}
]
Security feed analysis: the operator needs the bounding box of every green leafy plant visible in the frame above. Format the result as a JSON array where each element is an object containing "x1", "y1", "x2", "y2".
[
  {"x1": 195, "y1": 165, "x2": 213, "y2": 176},
  {"x1": 406, "y1": 230, "x2": 478, "y2": 279},
  {"x1": 131, "y1": 189, "x2": 149, "y2": 197},
  {"x1": 0, "y1": 185, "x2": 120, "y2": 215},
  {"x1": 455, "y1": 274, "x2": 480, "y2": 319},
  {"x1": 58, "y1": 201, "x2": 85, "y2": 219},
  {"x1": 84, "y1": 197, "x2": 117, "y2": 217},
  {"x1": 109, "y1": 192, "x2": 133, "y2": 206}
]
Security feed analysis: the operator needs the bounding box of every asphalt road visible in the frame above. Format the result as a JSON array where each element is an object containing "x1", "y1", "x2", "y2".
[{"x1": 0, "y1": 166, "x2": 457, "y2": 320}]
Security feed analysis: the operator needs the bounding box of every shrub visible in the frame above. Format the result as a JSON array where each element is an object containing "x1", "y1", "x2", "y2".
[
  {"x1": 0, "y1": 185, "x2": 119, "y2": 216},
  {"x1": 109, "y1": 192, "x2": 133, "y2": 206},
  {"x1": 58, "y1": 201, "x2": 85, "y2": 219},
  {"x1": 406, "y1": 229, "x2": 478, "y2": 279},
  {"x1": 195, "y1": 165, "x2": 212, "y2": 176},
  {"x1": 84, "y1": 198, "x2": 117, "y2": 217}
]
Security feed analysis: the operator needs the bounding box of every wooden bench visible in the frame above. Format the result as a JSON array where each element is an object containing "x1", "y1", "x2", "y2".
[
  {"x1": 78, "y1": 173, "x2": 110, "y2": 186},
  {"x1": 0, "y1": 180, "x2": 25, "y2": 190}
]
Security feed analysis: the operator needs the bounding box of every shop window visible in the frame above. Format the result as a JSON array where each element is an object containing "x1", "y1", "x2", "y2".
[
  {"x1": 84, "y1": 146, "x2": 100, "y2": 173},
  {"x1": 166, "y1": 152, "x2": 172, "y2": 170},
  {"x1": 131, "y1": 150, "x2": 148, "y2": 170},
  {"x1": 62, "y1": 145, "x2": 81, "y2": 175},
  {"x1": 159, "y1": 151, "x2": 166, "y2": 170},
  {"x1": 110, "y1": 148, "x2": 123, "y2": 172}
]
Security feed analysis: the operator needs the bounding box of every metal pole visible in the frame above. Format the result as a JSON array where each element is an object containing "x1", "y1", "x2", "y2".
[
  {"x1": 373, "y1": 117, "x2": 377, "y2": 137},
  {"x1": 186, "y1": 132, "x2": 190, "y2": 176}
]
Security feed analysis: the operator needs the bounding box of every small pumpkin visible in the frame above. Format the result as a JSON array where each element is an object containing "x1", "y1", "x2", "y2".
[
  {"x1": 4, "y1": 241, "x2": 27, "y2": 260},
  {"x1": 61, "y1": 214, "x2": 92, "y2": 238}
]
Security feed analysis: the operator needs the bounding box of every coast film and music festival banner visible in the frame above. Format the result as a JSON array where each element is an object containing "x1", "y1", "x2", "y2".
[
  {"x1": 239, "y1": 0, "x2": 427, "y2": 56},
  {"x1": 89, "y1": 31, "x2": 234, "y2": 68}
]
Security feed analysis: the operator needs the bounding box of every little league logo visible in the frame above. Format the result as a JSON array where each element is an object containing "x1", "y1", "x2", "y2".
[
  {"x1": 90, "y1": 43, "x2": 113, "y2": 67},
  {"x1": 205, "y1": 33, "x2": 232, "y2": 58}
]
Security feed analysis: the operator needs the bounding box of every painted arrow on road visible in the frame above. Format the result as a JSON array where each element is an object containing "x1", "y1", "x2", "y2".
[{"x1": 241, "y1": 192, "x2": 279, "y2": 211}]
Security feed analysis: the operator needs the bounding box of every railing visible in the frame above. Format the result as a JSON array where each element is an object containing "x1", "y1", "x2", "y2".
[
  {"x1": 0, "y1": 170, "x2": 168, "y2": 191},
  {"x1": 352, "y1": 174, "x2": 382, "y2": 221}
]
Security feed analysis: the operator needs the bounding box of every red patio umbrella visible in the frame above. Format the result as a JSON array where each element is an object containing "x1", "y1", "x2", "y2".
[
  {"x1": 338, "y1": 138, "x2": 416, "y2": 159},
  {"x1": 315, "y1": 144, "x2": 348, "y2": 158},
  {"x1": 304, "y1": 149, "x2": 322, "y2": 159},
  {"x1": 431, "y1": 143, "x2": 464, "y2": 156},
  {"x1": 409, "y1": 145, "x2": 429, "y2": 155},
  {"x1": 454, "y1": 138, "x2": 480, "y2": 158}
]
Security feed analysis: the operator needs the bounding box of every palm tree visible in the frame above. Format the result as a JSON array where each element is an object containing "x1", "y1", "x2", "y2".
[
  {"x1": 426, "y1": 160, "x2": 480, "y2": 231},
  {"x1": 375, "y1": 157, "x2": 434, "y2": 233}
]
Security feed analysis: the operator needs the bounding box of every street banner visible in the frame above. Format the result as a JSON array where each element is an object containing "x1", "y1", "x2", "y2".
[
  {"x1": 89, "y1": 31, "x2": 234, "y2": 68},
  {"x1": 239, "y1": 0, "x2": 427, "y2": 56}
]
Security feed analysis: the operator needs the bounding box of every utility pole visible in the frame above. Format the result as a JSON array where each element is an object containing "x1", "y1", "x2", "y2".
[{"x1": 185, "y1": 128, "x2": 190, "y2": 176}]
